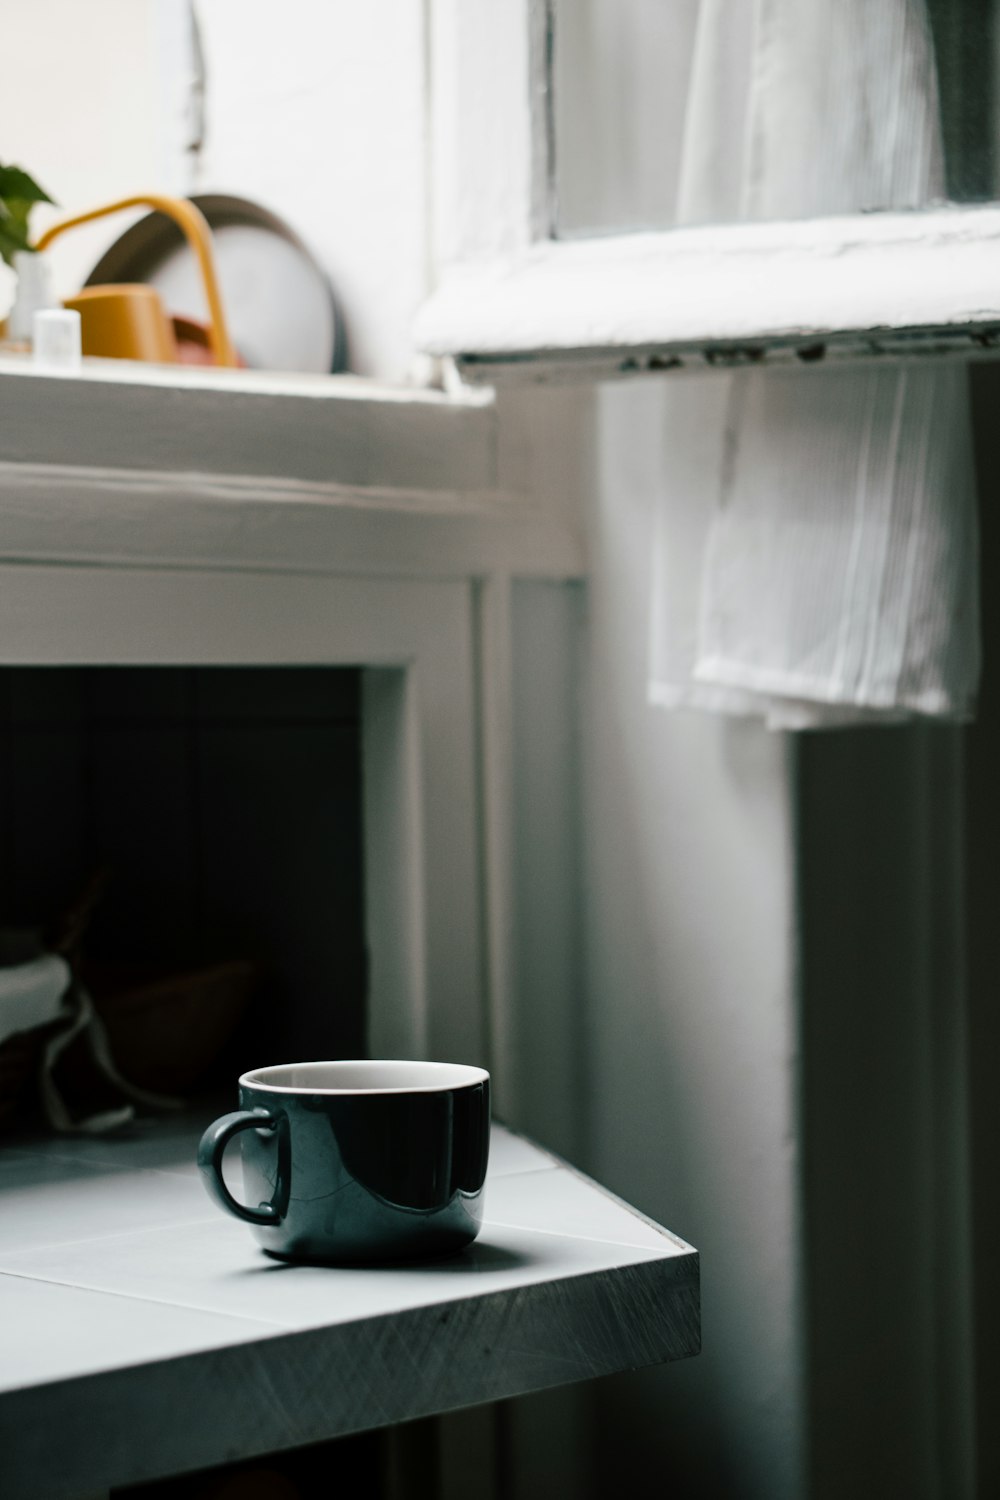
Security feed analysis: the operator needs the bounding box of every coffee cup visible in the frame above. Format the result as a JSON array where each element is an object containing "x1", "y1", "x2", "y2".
[{"x1": 197, "y1": 1059, "x2": 491, "y2": 1263}]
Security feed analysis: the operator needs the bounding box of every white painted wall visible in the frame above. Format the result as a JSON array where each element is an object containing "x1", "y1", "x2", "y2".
[
  {"x1": 461, "y1": 371, "x2": 808, "y2": 1500},
  {"x1": 572, "y1": 379, "x2": 804, "y2": 1497},
  {"x1": 194, "y1": 0, "x2": 429, "y2": 380},
  {"x1": 486, "y1": 12, "x2": 976, "y2": 1497},
  {"x1": 0, "y1": 0, "x2": 185, "y2": 314}
]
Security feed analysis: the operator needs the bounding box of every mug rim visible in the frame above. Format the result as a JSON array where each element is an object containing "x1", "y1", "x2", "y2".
[{"x1": 239, "y1": 1058, "x2": 490, "y2": 1095}]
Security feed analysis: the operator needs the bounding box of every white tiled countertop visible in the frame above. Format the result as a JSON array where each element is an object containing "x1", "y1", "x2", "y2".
[{"x1": 0, "y1": 1108, "x2": 699, "y2": 1500}]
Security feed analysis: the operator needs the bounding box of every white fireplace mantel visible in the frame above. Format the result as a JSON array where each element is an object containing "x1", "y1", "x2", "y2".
[
  {"x1": 0, "y1": 345, "x2": 706, "y2": 1500},
  {"x1": 0, "y1": 357, "x2": 583, "y2": 581},
  {"x1": 0, "y1": 357, "x2": 587, "y2": 1132}
]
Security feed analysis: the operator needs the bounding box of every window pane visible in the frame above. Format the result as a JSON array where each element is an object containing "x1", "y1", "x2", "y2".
[
  {"x1": 553, "y1": 0, "x2": 701, "y2": 234},
  {"x1": 554, "y1": 0, "x2": 999, "y2": 236}
]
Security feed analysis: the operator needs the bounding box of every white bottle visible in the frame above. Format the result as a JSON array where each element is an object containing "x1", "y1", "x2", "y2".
[
  {"x1": 33, "y1": 308, "x2": 81, "y2": 373},
  {"x1": 5, "y1": 250, "x2": 57, "y2": 349}
]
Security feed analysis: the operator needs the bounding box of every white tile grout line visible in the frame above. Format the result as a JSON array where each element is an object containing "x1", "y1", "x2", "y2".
[
  {"x1": 5, "y1": 1143, "x2": 559, "y2": 1183},
  {"x1": 1, "y1": 1153, "x2": 201, "y2": 1183},
  {"x1": 479, "y1": 1218, "x2": 687, "y2": 1255},
  {"x1": 0, "y1": 1165, "x2": 565, "y2": 1263},
  {"x1": 486, "y1": 1161, "x2": 557, "y2": 1179},
  {"x1": 0, "y1": 1208, "x2": 674, "y2": 1280},
  {"x1": 0, "y1": 1240, "x2": 680, "y2": 1365},
  {"x1": 538, "y1": 1154, "x2": 697, "y2": 1257},
  {"x1": 3, "y1": 1147, "x2": 167, "y2": 1166},
  {"x1": 0, "y1": 1265, "x2": 286, "y2": 1331},
  {"x1": 2, "y1": 1146, "x2": 685, "y2": 1263},
  {"x1": 3, "y1": 1154, "x2": 554, "y2": 1183},
  {"x1": 0, "y1": 1213, "x2": 225, "y2": 1259},
  {"x1": 0, "y1": 1189, "x2": 683, "y2": 1274}
]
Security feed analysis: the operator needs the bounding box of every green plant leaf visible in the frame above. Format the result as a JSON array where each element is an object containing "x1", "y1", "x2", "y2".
[
  {"x1": 0, "y1": 199, "x2": 33, "y2": 267},
  {"x1": 2, "y1": 198, "x2": 29, "y2": 228},
  {"x1": 0, "y1": 218, "x2": 32, "y2": 268},
  {"x1": 0, "y1": 164, "x2": 54, "y2": 207},
  {"x1": 0, "y1": 164, "x2": 56, "y2": 265}
]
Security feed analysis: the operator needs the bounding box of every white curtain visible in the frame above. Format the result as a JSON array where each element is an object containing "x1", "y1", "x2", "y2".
[{"x1": 648, "y1": 0, "x2": 981, "y2": 728}]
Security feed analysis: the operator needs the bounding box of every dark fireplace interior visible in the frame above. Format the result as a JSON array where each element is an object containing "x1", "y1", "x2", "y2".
[
  {"x1": 0, "y1": 666, "x2": 367, "y2": 1118},
  {"x1": 0, "y1": 666, "x2": 431, "y2": 1490}
]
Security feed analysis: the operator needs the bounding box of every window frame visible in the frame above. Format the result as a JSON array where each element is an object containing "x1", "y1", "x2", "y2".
[{"x1": 417, "y1": 0, "x2": 1000, "y2": 384}]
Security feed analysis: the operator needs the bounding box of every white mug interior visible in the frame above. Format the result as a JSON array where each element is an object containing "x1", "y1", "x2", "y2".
[{"x1": 240, "y1": 1059, "x2": 489, "y2": 1094}]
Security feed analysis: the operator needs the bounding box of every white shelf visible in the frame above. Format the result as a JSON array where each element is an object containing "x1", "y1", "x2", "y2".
[
  {"x1": 0, "y1": 355, "x2": 493, "y2": 496},
  {"x1": 0, "y1": 1108, "x2": 698, "y2": 1499},
  {"x1": 0, "y1": 360, "x2": 583, "y2": 582}
]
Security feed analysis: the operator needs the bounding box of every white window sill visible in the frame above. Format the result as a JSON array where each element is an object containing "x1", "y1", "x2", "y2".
[{"x1": 415, "y1": 203, "x2": 1000, "y2": 384}]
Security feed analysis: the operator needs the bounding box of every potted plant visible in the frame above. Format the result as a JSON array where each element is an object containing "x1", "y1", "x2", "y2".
[
  {"x1": 0, "y1": 163, "x2": 54, "y2": 266},
  {"x1": 0, "y1": 163, "x2": 56, "y2": 347}
]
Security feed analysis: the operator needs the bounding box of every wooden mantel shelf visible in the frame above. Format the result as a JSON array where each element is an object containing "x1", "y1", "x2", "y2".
[{"x1": 0, "y1": 1109, "x2": 698, "y2": 1499}]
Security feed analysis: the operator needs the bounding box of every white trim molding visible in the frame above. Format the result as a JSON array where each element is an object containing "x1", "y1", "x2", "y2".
[
  {"x1": 0, "y1": 565, "x2": 488, "y2": 1071},
  {"x1": 415, "y1": 204, "x2": 1000, "y2": 385},
  {"x1": 0, "y1": 357, "x2": 494, "y2": 490},
  {"x1": 428, "y1": 0, "x2": 552, "y2": 271},
  {"x1": 0, "y1": 358, "x2": 584, "y2": 579},
  {"x1": 0, "y1": 460, "x2": 583, "y2": 581}
]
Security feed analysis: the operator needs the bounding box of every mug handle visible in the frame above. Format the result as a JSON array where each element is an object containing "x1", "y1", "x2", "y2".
[{"x1": 197, "y1": 1109, "x2": 287, "y2": 1226}]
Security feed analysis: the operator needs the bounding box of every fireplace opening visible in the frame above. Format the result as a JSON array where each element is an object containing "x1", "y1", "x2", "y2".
[{"x1": 0, "y1": 666, "x2": 367, "y2": 1122}]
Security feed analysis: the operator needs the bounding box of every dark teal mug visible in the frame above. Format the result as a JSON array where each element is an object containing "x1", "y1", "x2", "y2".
[{"x1": 197, "y1": 1060, "x2": 491, "y2": 1263}]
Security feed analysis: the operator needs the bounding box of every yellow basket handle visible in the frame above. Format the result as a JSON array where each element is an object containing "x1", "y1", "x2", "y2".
[{"x1": 34, "y1": 194, "x2": 238, "y2": 368}]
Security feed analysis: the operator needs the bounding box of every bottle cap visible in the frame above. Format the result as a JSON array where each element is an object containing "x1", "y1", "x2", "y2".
[{"x1": 33, "y1": 308, "x2": 82, "y2": 372}]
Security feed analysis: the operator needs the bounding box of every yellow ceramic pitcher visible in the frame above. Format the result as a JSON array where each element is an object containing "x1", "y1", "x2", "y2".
[{"x1": 34, "y1": 194, "x2": 238, "y2": 367}]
